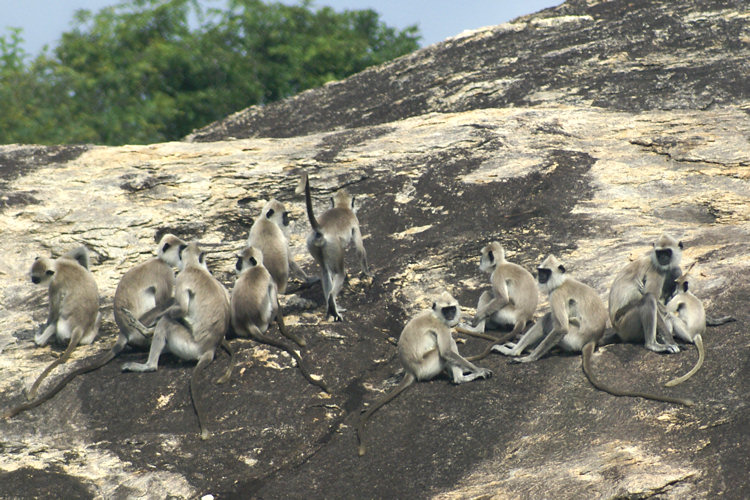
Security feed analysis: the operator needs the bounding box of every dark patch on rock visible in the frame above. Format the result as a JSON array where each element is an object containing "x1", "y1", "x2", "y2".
[{"x1": 0, "y1": 466, "x2": 94, "y2": 499}]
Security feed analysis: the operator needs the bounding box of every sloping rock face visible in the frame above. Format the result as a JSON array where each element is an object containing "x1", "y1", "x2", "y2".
[{"x1": 1, "y1": 0, "x2": 748, "y2": 498}]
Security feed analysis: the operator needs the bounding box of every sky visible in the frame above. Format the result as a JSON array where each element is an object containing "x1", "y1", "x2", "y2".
[{"x1": 0, "y1": 0, "x2": 561, "y2": 57}]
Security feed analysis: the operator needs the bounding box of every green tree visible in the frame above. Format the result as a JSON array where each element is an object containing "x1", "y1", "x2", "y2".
[{"x1": 0, "y1": 0, "x2": 420, "y2": 145}]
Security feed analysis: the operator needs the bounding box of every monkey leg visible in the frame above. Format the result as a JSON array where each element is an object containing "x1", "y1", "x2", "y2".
[
  {"x1": 81, "y1": 312, "x2": 101, "y2": 345},
  {"x1": 443, "y1": 351, "x2": 492, "y2": 384},
  {"x1": 190, "y1": 350, "x2": 215, "y2": 440},
  {"x1": 467, "y1": 320, "x2": 526, "y2": 362},
  {"x1": 493, "y1": 314, "x2": 550, "y2": 356},
  {"x1": 121, "y1": 320, "x2": 168, "y2": 372},
  {"x1": 639, "y1": 294, "x2": 679, "y2": 353},
  {"x1": 120, "y1": 307, "x2": 156, "y2": 340},
  {"x1": 34, "y1": 323, "x2": 56, "y2": 347}
]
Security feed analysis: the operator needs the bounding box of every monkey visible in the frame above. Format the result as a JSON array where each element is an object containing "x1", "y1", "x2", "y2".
[
  {"x1": 295, "y1": 172, "x2": 370, "y2": 322},
  {"x1": 25, "y1": 246, "x2": 101, "y2": 401},
  {"x1": 231, "y1": 246, "x2": 328, "y2": 392},
  {"x1": 356, "y1": 292, "x2": 492, "y2": 456},
  {"x1": 494, "y1": 254, "x2": 692, "y2": 406},
  {"x1": 456, "y1": 242, "x2": 538, "y2": 361},
  {"x1": 247, "y1": 198, "x2": 310, "y2": 295},
  {"x1": 608, "y1": 233, "x2": 683, "y2": 354},
  {"x1": 3, "y1": 235, "x2": 187, "y2": 419},
  {"x1": 662, "y1": 270, "x2": 706, "y2": 387},
  {"x1": 121, "y1": 242, "x2": 233, "y2": 440}
]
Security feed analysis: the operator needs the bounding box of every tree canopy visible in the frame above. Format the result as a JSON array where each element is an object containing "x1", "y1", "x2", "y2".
[{"x1": 0, "y1": 0, "x2": 420, "y2": 145}]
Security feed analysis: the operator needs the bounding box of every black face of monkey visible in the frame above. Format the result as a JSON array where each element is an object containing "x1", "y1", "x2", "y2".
[
  {"x1": 441, "y1": 306, "x2": 457, "y2": 322},
  {"x1": 656, "y1": 248, "x2": 673, "y2": 266},
  {"x1": 537, "y1": 268, "x2": 551, "y2": 284}
]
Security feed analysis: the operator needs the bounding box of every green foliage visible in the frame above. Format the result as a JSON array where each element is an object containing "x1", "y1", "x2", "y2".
[{"x1": 0, "y1": 0, "x2": 420, "y2": 145}]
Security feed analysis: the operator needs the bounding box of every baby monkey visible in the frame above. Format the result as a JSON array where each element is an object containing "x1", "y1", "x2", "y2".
[{"x1": 356, "y1": 292, "x2": 492, "y2": 456}]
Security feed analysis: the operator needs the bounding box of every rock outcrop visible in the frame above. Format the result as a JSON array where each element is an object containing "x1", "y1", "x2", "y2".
[{"x1": 1, "y1": 0, "x2": 748, "y2": 498}]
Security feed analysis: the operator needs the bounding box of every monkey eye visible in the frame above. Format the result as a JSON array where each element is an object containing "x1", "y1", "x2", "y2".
[
  {"x1": 46, "y1": 270, "x2": 55, "y2": 276},
  {"x1": 441, "y1": 306, "x2": 457, "y2": 321}
]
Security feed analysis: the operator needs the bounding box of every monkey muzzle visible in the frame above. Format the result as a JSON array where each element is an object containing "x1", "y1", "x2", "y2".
[
  {"x1": 537, "y1": 268, "x2": 551, "y2": 284},
  {"x1": 442, "y1": 306, "x2": 457, "y2": 322},
  {"x1": 31, "y1": 276, "x2": 41, "y2": 284},
  {"x1": 656, "y1": 248, "x2": 672, "y2": 266}
]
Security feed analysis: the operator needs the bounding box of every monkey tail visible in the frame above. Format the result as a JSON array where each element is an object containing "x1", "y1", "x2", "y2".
[
  {"x1": 581, "y1": 342, "x2": 693, "y2": 406},
  {"x1": 28, "y1": 331, "x2": 84, "y2": 401},
  {"x1": 357, "y1": 373, "x2": 415, "y2": 457},
  {"x1": 215, "y1": 339, "x2": 234, "y2": 385},
  {"x1": 254, "y1": 331, "x2": 329, "y2": 393},
  {"x1": 191, "y1": 352, "x2": 214, "y2": 440},
  {"x1": 665, "y1": 334, "x2": 704, "y2": 387},
  {"x1": 303, "y1": 173, "x2": 321, "y2": 232},
  {"x1": 706, "y1": 315, "x2": 735, "y2": 327},
  {"x1": 4, "y1": 345, "x2": 120, "y2": 419}
]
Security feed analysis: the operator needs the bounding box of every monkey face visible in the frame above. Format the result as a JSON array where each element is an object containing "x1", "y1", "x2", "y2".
[
  {"x1": 537, "y1": 268, "x2": 551, "y2": 284},
  {"x1": 432, "y1": 292, "x2": 461, "y2": 327},
  {"x1": 655, "y1": 248, "x2": 673, "y2": 266},
  {"x1": 30, "y1": 258, "x2": 54, "y2": 285}
]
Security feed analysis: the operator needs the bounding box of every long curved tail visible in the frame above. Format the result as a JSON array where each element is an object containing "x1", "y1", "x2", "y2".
[
  {"x1": 665, "y1": 334, "x2": 704, "y2": 387},
  {"x1": 215, "y1": 339, "x2": 235, "y2": 384},
  {"x1": 4, "y1": 345, "x2": 120, "y2": 419},
  {"x1": 581, "y1": 342, "x2": 693, "y2": 406},
  {"x1": 253, "y1": 330, "x2": 329, "y2": 393},
  {"x1": 706, "y1": 315, "x2": 735, "y2": 326},
  {"x1": 357, "y1": 373, "x2": 415, "y2": 456}
]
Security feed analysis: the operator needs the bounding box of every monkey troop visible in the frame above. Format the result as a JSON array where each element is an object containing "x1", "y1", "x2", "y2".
[{"x1": 4, "y1": 170, "x2": 731, "y2": 455}]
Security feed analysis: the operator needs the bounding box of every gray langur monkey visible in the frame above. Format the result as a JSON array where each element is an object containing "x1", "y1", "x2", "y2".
[
  {"x1": 457, "y1": 242, "x2": 538, "y2": 361},
  {"x1": 356, "y1": 292, "x2": 492, "y2": 456},
  {"x1": 295, "y1": 172, "x2": 371, "y2": 322},
  {"x1": 608, "y1": 233, "x2": 683, "y2": 353},
  {"x1": 122, "y1": 242, "x2": 233, "y2": 440},
  {"x1": 3, "y1": 235, "x2": 187, "y2": 420},
  {"x1": 662, "y1": 270, "x2": 706, "y2": 387},
  {"x1": 231, "y1": 246, "x2": 328, "y2": 392},
  {"x1": 247, "y1": 198, "x2": 310, "y2": 294},
  {"x1": 495, "y1": 255, "x2": 692, "y2": 406},
  {"x1": 25, "y1": 246, "x2": 101, "y2": 401}
]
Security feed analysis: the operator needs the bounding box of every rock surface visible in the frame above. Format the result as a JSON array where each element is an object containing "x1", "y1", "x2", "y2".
[{"x1": 1, "y1": 0, "x2": 748, "y2": 498}]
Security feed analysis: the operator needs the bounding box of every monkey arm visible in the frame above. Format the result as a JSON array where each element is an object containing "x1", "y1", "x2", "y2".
[{"x1": 474, "y1": 284, "x2": 510, "y2": 321}]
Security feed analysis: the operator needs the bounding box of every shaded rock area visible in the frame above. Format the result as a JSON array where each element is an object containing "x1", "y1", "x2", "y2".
[{"x1": 0, "y1": 0, "x2": 748, "y2": 498}]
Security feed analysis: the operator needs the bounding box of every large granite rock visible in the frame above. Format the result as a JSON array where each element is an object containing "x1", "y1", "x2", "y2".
[{"x1": 1, "y1": 0, "x2": 748, "y2": 498}]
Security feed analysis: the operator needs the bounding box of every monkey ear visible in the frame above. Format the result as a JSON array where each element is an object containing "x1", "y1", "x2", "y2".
[
  {"x1": 351, "y1": 195, "x2": 356, "y2": 209},
  {"x1": 199, "y1": 252, "x2": 205, "y2": 264},
  {"x1": 678, "y1": 241, "x2": 684, "y2": 249},
  {"x1": 266, "y1": 208, "x2": 274, "y2": 219},
  {"x1": 235, "y1": 258, "x2": 242, "y2": 271},
  {"x1": 558, "y1": 264, "x2": 566, "y2": 273},
  {"x1": 487, "y1": 250, "x2": 494, "y2": 263},
  {"x1": 162, "y1": 242, "x2": 171, "y2": 252},
  {"x1": 432, "y1": 302, "x2": 437, "y2": 310},
  {"x1": 330, "y1": 197, "x2": 334, "y2": 208},
  {"x1": 35, "y1": 256, "x2": 40, "y2": 261},
  {"x1": 179, "y1": 244, "x2": 187, "y2": 255},
  {"x1": 249, "y1": 257, "x2": 257, "y2": 266},
  {"x1": 682, "y1": 281, "x2": 689, "y2": 292}
]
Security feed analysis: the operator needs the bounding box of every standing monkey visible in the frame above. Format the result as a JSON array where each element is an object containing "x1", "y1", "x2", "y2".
[
  {"x1": 608, "y1": 233, "x2": 683, "y2": 353},
  {"x1": 122, "y1": 242, "x2": 232, "y2": 440},
  {"x1": 4, "y1": 235, "x2": 186, "y2": 419},
  {"x1": 496, "y1": 255, "x2": 692, "y2": 406},
  {"x1": 458, "y1": 242, "x2": 538, "y2": 360},
  {"x1": 26, "y1": 246, "x2": 101, "y2": 401},
  {"x1": 356, "y1": 292, "x2": 492, "y2": 456},
  {"x1": 296, "y1": 172, "x2": 370, "y2": 322}
]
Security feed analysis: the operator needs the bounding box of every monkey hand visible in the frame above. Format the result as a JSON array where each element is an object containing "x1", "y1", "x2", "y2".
[
  {"x1": 510, "y1": 355, "x2": 534, "y2": 364},
  {"x1": 491, "y1": 343, "x2": 517, "y2": 356}
]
